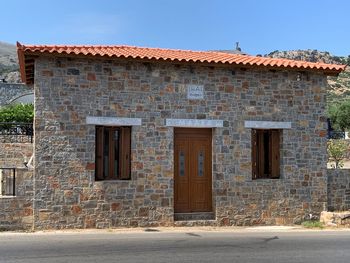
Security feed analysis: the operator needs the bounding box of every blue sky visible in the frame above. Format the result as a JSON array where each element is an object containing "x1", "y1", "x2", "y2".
[{"x1": 2, "y1": 0, "x2": 350, "y2": 56}]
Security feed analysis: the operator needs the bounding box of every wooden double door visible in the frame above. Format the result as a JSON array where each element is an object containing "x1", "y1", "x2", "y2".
[{"x1": 174, "y1": 128, "x2": 212, "y2": 213}]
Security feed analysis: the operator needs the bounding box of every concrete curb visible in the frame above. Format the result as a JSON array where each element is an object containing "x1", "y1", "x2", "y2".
[{"x1": 2, "y1": 225, "x2": 350, "y2": 236}]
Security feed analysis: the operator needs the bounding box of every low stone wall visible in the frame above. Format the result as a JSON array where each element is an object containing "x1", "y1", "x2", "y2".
[
  {"x1": 320, "y1": 211, "x2": 350, "y2": 226},
  {"x1": 0, "y1": 135, "x2": 33, "y2": 144},
  {"x1": 0, "y1": 168, "x2": 34, "y2": 230},
  {"x1": 327, "y1": 169, "x2": 350, "y2": 211},
  {"x1": 0, "y1": 143, "x2": 33, "y2": 230},
  {"x1": 0, "y1": 142, "x2": 33, "y2": 167}
]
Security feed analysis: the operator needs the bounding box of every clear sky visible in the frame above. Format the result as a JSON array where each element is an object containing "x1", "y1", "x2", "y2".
[{"x1": 2, "y1": 0, "x2": 350, "y2": 56}]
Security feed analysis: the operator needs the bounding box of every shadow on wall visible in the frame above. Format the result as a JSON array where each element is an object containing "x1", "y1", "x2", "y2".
[{"x1": 327, "y1": 169, "x2": 350, "y2": 212}]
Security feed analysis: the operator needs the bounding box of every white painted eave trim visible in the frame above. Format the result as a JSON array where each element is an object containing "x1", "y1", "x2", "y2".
[
  {"x1": 86, "y1": 116, "x2": 142, "y2": 126},
  {"x1": 244, "y1": 120, "x2": 291, "y2": 129},
  {"x1": 166, "y1": 118, "x2": 223, "y2": 128}
]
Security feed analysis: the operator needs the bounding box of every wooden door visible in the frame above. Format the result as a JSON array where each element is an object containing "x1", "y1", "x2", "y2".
[{"x1": 174, "y1": 128, "x2": 212, "y2": 213}]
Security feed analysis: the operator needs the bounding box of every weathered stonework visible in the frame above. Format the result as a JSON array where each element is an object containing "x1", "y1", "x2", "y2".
[
  {"x1": 327, "y1": 169, "x2": 350, "y2": 211},
  {"x1": 320, "y1": 210, "x2": 350, "y2": 226},
  {"x1": 0, "y1": 143, "x2": 33, "y2": 230},
  {"x1": 31, "y1": 55, "x2": 329, "y2": 229}
]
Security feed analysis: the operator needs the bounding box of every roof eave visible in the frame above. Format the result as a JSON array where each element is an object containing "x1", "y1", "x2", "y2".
[
  {"x1": 16, "y1": 42, "x2": 27, "y2": 84},
  {"x1": 17, "y1": 43, "x2": 347, "y2": 82}
]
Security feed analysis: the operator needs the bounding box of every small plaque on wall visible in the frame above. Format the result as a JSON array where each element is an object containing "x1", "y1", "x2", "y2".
[{"x1": 187, "y1": 85, "x2": 204, "y2": 100}]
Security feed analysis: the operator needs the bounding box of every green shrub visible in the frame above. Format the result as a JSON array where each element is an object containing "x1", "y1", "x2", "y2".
[
  {"x1": 0, "y1": 103, "x2": 34, "y2": 123},
  {"x1": 301, "y1": 220, "x2": 324, "y2": 229},
  {"x1": 327, "y1": 139, "x2": 348, "y2": 169}
]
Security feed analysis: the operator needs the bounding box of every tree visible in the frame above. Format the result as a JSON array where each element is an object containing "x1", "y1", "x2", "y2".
[
  {"x1": 327, "y1": 99, "x2": 350, "y2": 131},
  {"x1": 335, "y1": 100, "x2": 350, "y2": 131},
  {"x1": 327, "y1": 139, "x2": 348, "y2": 169}
]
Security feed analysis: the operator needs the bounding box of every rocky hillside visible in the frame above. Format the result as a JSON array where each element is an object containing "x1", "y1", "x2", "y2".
[
  {"x1": 266, "y1": 49, "x2": 349, "y2": 65},
  {"x1": 0, "y1": 41, "x2": 20, "y2": 83},
  {"x1": 266, "y1": 50, "x2": 350, "y2": 103}
]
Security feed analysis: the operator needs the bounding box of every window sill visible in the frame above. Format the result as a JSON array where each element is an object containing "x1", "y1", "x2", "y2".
[
  {"x1": 252, "y1": 177, "x2": 281, "y2": 181},
  {"x1": 0, "y1": 196, "x2": 17, "y2": 199},
  {"x1": 94, "y1": 180, "x2": 131, "y2": 184}
]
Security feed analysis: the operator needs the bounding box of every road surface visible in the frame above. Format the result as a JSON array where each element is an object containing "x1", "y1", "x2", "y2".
[{"x1": 0, "y1": 228, "x2": 350, "y2": 262}]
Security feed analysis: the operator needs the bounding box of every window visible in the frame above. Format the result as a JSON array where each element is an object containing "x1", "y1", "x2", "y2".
[
  {"x1": 95, "y1": 126, "x2": 131, "y2": 180},
  {"x1": 252, "y1": 129, "x2": 280, "y2": 179}
]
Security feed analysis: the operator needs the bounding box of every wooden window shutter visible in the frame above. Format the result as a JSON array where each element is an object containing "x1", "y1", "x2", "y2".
[
  {"x1": 251, "y1": 129, "x2": 258, "y2": 179},
  {"x1": 257, "y1": 131, "x2": 265, "y2": 179},
  {"x1": 95, "y1": 126, "x2": 104, "y2": 180},
  {"x1": 270, "y1": 130, "x2": 280, "y2": 179},
  {"x1": 108, "y1": 128, "x2": 115, "y2": 180},
  {"x1": 120, "y1": 127, "x2": 131, "y2": 179},
  {"x1": 268, "y1": 131, "x2": 272, "y2": 177}
]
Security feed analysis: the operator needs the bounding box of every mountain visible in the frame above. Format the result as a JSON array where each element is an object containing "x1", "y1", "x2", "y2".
[
  {"x1": 0, "y1": 41, "x2": 20, "y2": 83},
  {"x1": 266, "y1": 49, "x2": 349, "y2": 64},
  {"x1": 266, "y1": 49, "x2": 350, "y2": 103}
]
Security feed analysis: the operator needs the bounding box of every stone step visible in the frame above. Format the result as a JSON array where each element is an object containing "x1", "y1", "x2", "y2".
[
  {"x1": 174, "y1": 219, "x2": 217, "y2": 227},
  {"x1": 174, "y1": 212, "x2": 215, "y2": 221}
]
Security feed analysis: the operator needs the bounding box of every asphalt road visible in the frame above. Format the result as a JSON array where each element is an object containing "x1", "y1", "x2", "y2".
[{"x1": 1, "y1": 229, "x2": 350, "y2": 263}]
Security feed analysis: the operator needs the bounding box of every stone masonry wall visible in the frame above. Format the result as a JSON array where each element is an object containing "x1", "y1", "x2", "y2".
[
  {"x1": 327, "y1": 169, "x2": 350, "y2": 211},
  {"x1": 0, "y1": 142, "x2": 33, "y2": 230},
  {"x1": 33, "y1": 56, "x2": 329, "y2": 229}
]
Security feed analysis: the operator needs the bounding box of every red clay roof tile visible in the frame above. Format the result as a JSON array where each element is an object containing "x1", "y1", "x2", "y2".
[{"x1": 17, "y1": 42, "x2": 346, "y2": 84}]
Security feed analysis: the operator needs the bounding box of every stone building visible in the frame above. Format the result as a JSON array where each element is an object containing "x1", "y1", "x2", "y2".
[{"x1": 13, "y1": 42, "x2": 345, "y2": 229}]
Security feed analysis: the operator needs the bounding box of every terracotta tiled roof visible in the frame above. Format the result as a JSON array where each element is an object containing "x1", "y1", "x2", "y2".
[{"x1": 17, "y1": 42, "x2": 346, "y2": 84}]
